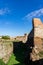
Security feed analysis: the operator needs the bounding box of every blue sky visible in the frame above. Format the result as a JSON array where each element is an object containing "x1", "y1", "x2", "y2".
[{"x1": 0, "y1": 0, "x2": 43, "y2": 36}]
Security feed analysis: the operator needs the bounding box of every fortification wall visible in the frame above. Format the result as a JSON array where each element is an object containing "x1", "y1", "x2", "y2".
[{"x1": 33, "y1": 18, "x2": 43, "y2": 38}]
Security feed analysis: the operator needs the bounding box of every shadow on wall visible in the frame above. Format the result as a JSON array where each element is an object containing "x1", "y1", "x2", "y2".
[
  {"x1": 13, "y1": 28, "x2": 34, "y2": 65},
  {"x1": 13, "y1": 20, "x2": 43, "y2": 65},
  {"x1": 13, "y1": 41, "x2": 26, "y2": 65}
]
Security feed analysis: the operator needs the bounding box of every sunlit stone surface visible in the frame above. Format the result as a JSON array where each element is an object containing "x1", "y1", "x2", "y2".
[{"x1": 0, "y1": 41, "x2": 13, "y2": 63}]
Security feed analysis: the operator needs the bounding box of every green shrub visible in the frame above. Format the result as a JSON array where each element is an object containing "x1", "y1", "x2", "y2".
[{"x1": 2, "y1": 36, "x2": 10, "y2": 40}]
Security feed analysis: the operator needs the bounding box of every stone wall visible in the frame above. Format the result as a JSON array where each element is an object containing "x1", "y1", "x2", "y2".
[
  {"x1": 14, "y1": 34, "x2": 28, "y2": 43},
  {"x1": 30, "y1": 18, "x2": 43, "y2": 61},
  {"x1": 33, "y1": 18, "x2": 43, "y2": 38},
  {"x1": 0, "y1": 41, "x2": 13, "y2": 63}
]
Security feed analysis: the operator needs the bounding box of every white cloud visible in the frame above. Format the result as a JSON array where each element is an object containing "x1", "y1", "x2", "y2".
[
  {"x1": 24, "y1": 8, "x2": 43, "y2": 19},
  {"x1": 0, "y1": 8, "x2": 10, "y2": 15}
]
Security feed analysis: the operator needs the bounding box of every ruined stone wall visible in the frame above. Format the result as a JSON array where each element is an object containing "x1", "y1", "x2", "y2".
[
  {"x1": 33, "y1": 18, "x2": 43, "y2": 38},
  {"x1": 0, "y1": 41, "x2": 13, "y2": 63},
  {"x1": 34, "y1": 27, "x2": 43, "y2": 38},
  {"x1": 30, "y1": 18, "x2": 43, "y2": 61},
  {"x1": 15, "y1": 34, "x2": 28, "y2": 43}
]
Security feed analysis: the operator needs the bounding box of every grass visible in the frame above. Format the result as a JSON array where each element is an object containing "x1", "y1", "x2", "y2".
[
  {"x1": 38, "y1": 51, "x2": 43, "y2": 57},
  {"x1": 0, "y1": 41, "x2": 25, "y2": 65},
  {"x1": 7, "y1": 53, "x2": 20, "y2": 65},
  {"x1": 0, "y1": 53, "x2": 25, "y2": 65},
  {"x1": 0, "y1": 59, "x2": 6, "y2": 65},
  {"x1": 0, "y1": 44, "x2": 25, "y2": 65}
]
